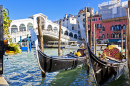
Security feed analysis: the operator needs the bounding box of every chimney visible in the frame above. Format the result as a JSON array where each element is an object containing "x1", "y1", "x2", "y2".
[{"x1": 65, "y1": 14, "x2": 67, "y2": 18}]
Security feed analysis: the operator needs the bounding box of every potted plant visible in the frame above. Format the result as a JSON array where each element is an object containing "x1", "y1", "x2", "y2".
[{"x1": 3, "y1": 9, "x2": 21, "y2": 54}]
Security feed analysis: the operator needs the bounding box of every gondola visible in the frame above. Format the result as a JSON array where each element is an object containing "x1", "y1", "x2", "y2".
[
  {"x1": 86, "y1": 43, "x2": 127, "y2": 86},
  {"x1": 36, "y1": 48, "x2": 86, "y2": 73},
  {"x1": 30, "y1": 28, "x2": 86, "y2": 73}
]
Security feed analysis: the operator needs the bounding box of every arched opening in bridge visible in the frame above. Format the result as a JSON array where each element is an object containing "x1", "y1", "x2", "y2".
[
  {"x1": 61, "y1": 29, "x2": 63, "y2": 34},
  {"x1": 19, "y1": 24, "x2": 26, "y2": 31},
  {"x1": 69, "y1": 32, "x2": 73, "y2": 37},
  {"x1": 53, "y1": 27, "x2": 58, "y2": 32},
  {"x1": 11, "y1": 25, "x2": 18, "y2": 33},
  {"x1": 64, "y1": 30, "x2": 68, "y2": 35},
  {"x1": 47, "y1": 25, "x2": 52, "y2": 31},
  {"x1": 27, "y1": 23, "x2": 33, "y2": 31}
]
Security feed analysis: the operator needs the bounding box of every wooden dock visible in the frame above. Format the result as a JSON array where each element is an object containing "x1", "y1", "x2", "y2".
[{"x1": 0, "y1": 75, "x2": 9, "y2": 86}]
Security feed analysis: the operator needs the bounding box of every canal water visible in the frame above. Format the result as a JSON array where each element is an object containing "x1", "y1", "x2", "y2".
[{"x1": 3, "y1": 48, "x2": 130, "y2": 86}]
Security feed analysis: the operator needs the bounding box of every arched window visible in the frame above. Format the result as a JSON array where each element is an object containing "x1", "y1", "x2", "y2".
[
  {"x1": 53, "y1": 27, "x2": 58, "y2": 32},
  {"x1": 102, "y1": 34, "x2": 105, "y2": 39},
  {"x1": 111, "y1": 25, "x2": 114, "y2": 31},
  {"x1": 119, "y1": 25, "x2": 121, "y2": 31},
  {"x1": 111, "y1": 33, "x2": 113, "y2": 38},
  {"x1": 123, "y1": 24, "x2": 126, "y2": 30},
  {"x1": 107, "y1": 34, "x2": 109, "y2": 38},
  {"x1": 69, "y1": 32, "x2": 73, "y2": 37},
  {"x1": 123, "y1": 33, "x2": 125, "y2": 39},
  {"x1": 116, "y1": 25, "x2": 119, "y2": 31},
  {"x1": 113, "y1": 33, "x2": 115, "y2": 38},
  {"x1": 74, "y1": 34, "x2": 77, "y2": 39},
  {"x1": 47, "y1": 25, "x2": 52, "y2": 30},
  {"x1": 116, "y1": 33, "x2": 119, "y2": 38},
  {"x1": 119, "y1": 33, "x2": 121, "y2": 38},
  {"x1": 27, "y1": 23, "x2": 33, "y2": 31},
  {"x1": 11, "y1": 25, "x2": 18, "y2": 33},
  {"x1": 19, "y1": 24, "x2": 26, "y2": 31},
  {"x1": 64, "y1": 30, "x2": 68, "y2": 35}
]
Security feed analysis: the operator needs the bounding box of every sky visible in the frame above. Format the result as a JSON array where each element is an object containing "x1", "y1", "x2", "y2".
[{"x1": 0, "y1": 0, "x2": 127, "y2": 21}]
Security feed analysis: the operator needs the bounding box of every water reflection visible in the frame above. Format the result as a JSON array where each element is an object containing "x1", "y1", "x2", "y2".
[{"x1": 40, "y1": 66, "x2": 96, "y2": 86}]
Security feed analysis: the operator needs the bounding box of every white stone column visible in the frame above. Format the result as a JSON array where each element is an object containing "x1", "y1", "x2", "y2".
[{"x1": 44, "y1": 18, "x2": 47, "y2": 30}]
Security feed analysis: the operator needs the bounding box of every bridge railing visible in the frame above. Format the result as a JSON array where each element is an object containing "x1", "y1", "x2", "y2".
[{"x1": 10, "y1": 29, "x2": 81, "y2": 42}]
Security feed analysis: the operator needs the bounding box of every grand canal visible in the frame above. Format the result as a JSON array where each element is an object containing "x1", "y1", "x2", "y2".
[{"x1": 3, "y1": 48, "x2": 130, "y2": 86}]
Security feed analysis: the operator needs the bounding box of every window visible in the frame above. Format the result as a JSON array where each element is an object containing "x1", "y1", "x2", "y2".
[
  {"x1": 102, "y1": 34, "x2": 105, "y2": 39},
  {"x1": 88, "y1": 25, "x2": 90, "y2": 28},
  {"x1": 97, "y1": 24, "x2": 99, "y2": 29},
  {"x1": 88, "y1": 19, "x2": 90, "y2": 22},
  {"x1": 69, "y1": 32, "x2": 73, "y2": 37},
  {"x1": 111, "y1": 25, "x2": 115, "y2": 31},
  {"x1": 102, "y1": 26, "x2": 105, "y2": 31},
  {"x1": 83, "y1": 18, "x2": 85, "y2": 22},
  {"x1": 99, "y1": 17, "x2": 102, "y2": 20},
  {"x1": 119, "y1": 33, "x2": 121, "y2": 38},
  {"x1": 123, "y1": 33, "x2": 125, "y2": 39},
  {"x1": 107, "y1": 34, "x2": 109, "y2": 38},
  {"x1": 83, "y1": 14, "x2": 85, "y2": 16},
  {"x1": 72, "y1": 26, "x2": 74, "y2": 30},
  {"x1": 74, "y1": 34, "x2": 77, "y2": 39},
  {"x1": 83, "y1": 24, "x2": 85, "y2": 28},
  {"x1": 64, "y1": 30, "x2": 68, "y2": 35},
  {"x1": 53, "y1": 27, "x2": 58, "y2": 32},
  {"x1": 78, "y1": 15, "x2": 80, "y2": 17},
  {"x1": 19, "y1": 24, "x2": 26, "y2": 31},
  {"x1": 78, "y1": 31, "x2": 80, "y2": 34},
  {"x1": 116, "y1": 33, "x2": 119, "y2": 38},
  {"x1": 27, "y1": 23, "x2": 33, "y2": 31},
  {"x1": 111, "y1": 33, "x2": 113, "y2": 38},
  {"x1": 11, "y1": 25, "x2": 18, "y2": 33},
  {"x1": 99, "y1": 31, "x2": 102, "y2": 34},
  {"x1": 100, "y1": 24, "x2": 102, "y2": 28},
  {"x1": 47, "y1": 25, "x2": 52, "y2": 30},
  {"x1": 95, "y1": 18, "x2": 97, "y2": 21},
  {"x1": 123, "y1": 24, "x2": 126, "y2": 30}
]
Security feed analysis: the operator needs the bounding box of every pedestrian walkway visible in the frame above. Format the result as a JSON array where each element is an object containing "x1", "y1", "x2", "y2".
[{"x1": 0, "y1": 75, "x2": 9, "y2": 86}]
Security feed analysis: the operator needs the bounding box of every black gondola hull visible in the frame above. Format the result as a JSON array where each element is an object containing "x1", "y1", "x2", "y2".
[{"x1": 37, "y1": 50, "x2": 86, "y2": 73}]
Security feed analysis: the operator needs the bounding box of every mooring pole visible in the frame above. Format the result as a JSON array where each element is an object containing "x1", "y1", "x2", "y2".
[
  {"x1": 37, "y1": 17, "x2": 45, "y2": 77},
  {"x1": 121, "y1": 26, "x2": 123, "y2": 53},
  {"x1": 95, "y1": 32, "x2": 97, "y2": 55},
  {"x1": 85, "y1": 7, "x2": 89, "y2": 73},
  {"x1": 90, "y1": 9, "x2": 92, "y2": 50},
  {"x1": 58, "y1": 21, "x2": 61, "y2": 56},
  {"x1": 93, "y1": 24, "x2": 96, "y2": 54},
  {"x1": 127, "y1": 1, "x2": 130, "y2": 79},
  {"x1": 125, "y1": 25, "x2": 128, "y2": 56},
  {"x1": 0, "y1": 5, "x2": 4, "y2": 74}
]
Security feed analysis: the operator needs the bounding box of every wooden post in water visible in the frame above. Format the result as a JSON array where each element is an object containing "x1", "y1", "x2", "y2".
[
  {"x1": 125, "y1": 25, "x2": 128, "y2": 56},
  {"x1": 127, "y1": 3, "x2": 130, "y2": 69},
  {"x1": 121, "y1": 26, "x2": 123, "y2": 53},
  {"x1": 93, "y1": 24, "x2": 96, "y2": 54},
  {"x1": 58, "y1": 21, "x2": 61, "y2": 56},
  {"x1": 95, "y1": 32, "x2": 97, "y2": 55},
  {"x1": 37, "y1": 17, "x2": 45, "y2": 77},
  {"x1": 85, "y1": 7, "x2": 89, "y2": 73},
  {"x1": 90, "y1": 9, "x2": 92, "y2": 49}
]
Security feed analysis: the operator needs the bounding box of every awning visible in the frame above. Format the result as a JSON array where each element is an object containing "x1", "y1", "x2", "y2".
[{"x1": 108, "y1": 39, "x2": 124, "y2": 42}]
